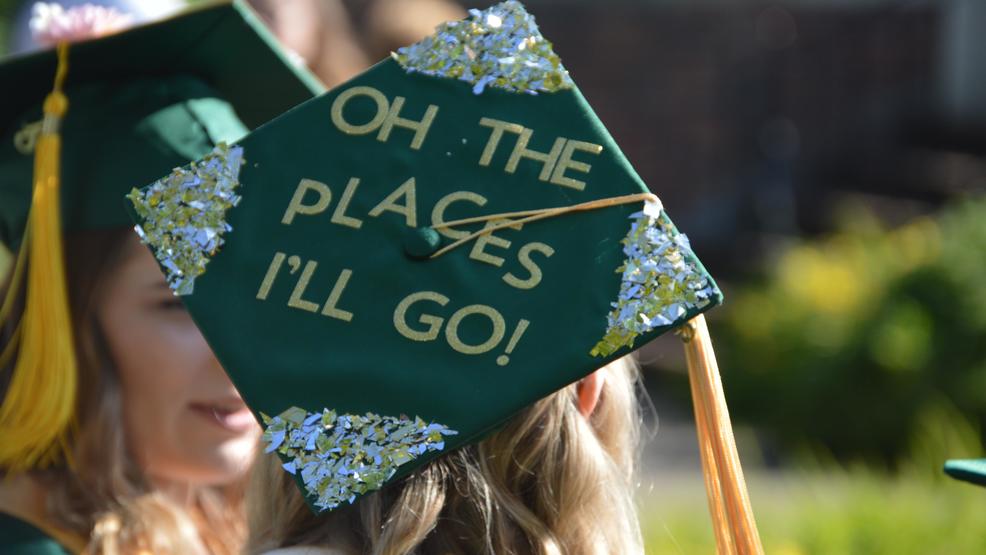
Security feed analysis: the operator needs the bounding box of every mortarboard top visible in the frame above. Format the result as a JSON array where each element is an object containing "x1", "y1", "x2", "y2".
[
  {"x1": 0, "y1": 0, "x2": 324, "y2": 248},
  {"x1": 128, "y1": 0, "x2": 724, "y2": 513}
]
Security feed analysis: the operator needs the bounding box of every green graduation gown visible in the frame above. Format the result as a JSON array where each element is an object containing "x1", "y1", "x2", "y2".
[{"x1": 0, "y1": 512, "x2": 71, "y2": 555}]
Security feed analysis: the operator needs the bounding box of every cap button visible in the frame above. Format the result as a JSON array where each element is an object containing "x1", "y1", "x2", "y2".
[{"x1": 403, "y1": 227, "x2": 442, "y2": 259}]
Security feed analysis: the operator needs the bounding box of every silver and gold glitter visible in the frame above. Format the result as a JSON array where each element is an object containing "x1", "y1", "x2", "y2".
[
  {"x1": 591, "y1": 201, "x2": 716, "y2": 358},
  {"x1": 127, "y1": 143, "x2": 244, "y2": 296},
  {"x1": 262, "y1": 406, "x2": 458, "y2": 512},
  {"x1": 393, "y1": 0, "x2": 573, "y2": 95}
]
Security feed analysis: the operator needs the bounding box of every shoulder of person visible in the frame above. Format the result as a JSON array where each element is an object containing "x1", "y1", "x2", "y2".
[
  {"x1": 0, "y1": 512, "x2": 72, "y2": 554},
  {"x1": 263, "y1": 547, "x2": 347, "y2": 555}
]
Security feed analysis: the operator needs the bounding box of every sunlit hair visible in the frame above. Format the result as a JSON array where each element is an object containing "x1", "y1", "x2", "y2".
[
  {"x1": 247, "y1": 356, "x2": 645, "y2": 555},
  {"x1": 0, "y1": 229, "x2": 246, "y2": 555}
]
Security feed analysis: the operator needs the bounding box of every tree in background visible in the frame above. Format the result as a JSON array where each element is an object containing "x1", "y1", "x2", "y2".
[{"x1": 717, "y1": 196, "x2": 986, "y2": 465}]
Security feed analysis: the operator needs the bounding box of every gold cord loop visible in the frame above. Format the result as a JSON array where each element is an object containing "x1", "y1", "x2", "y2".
[{"x1": 429, "y1": 191, "x2": 661, "y2": 259}]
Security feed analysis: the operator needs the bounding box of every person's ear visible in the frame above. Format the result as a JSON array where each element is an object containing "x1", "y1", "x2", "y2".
[{"x1": 576, "y1": 369, "x2": 606, "y2": 418}]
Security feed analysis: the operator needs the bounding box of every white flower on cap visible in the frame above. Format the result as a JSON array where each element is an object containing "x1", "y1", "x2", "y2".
[{"x1": 30, "y1": 2, "x2": 133, "y2": 46}]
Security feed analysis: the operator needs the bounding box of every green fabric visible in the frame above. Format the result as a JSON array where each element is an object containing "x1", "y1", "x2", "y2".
[
  {"x1": 0, "y1": 76, "x2": 248, "y2": 246},
  {"x1": 0, "y1": 513, "x2": 71, "y2": 555},
  {"x1": 131, "y1": 54, "x2": 723, "y2": 512},
  {"x1": 0, "y1": 0, "x2": 323, "y2": 248},
  {"x1": 188, "y1": 57, "x2": 709, "y2": 420},
  {"x1": 944, "y1": 458, "x2": 986, "y2": 487}
]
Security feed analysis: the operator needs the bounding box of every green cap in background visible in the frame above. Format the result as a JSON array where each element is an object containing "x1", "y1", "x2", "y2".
[
  {"x1": 944, "y1": 458, "x2": 986, "y2": 487},
  {"x1": 0, "y1": 0, "x2": 323, "y2": 248},
  {"x1": 128, "y1": 0, "x2": 722, "y2": 513}
]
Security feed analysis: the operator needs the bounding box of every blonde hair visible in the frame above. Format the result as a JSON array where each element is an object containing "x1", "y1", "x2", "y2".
[
  {"x1": 1, "y1": 228, "x2": 247, "y2": 555},
  {"x1": 247, "y1": 356, "x2": 645, "y2": 555}
]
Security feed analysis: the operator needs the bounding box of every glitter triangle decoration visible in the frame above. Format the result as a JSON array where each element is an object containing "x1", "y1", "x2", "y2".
[
  {"x1": 127, "y1": 143, "x2": 244, "y2": 295},
  {"x1": 262, "y1": 407, "x2": 458, "y2": 511},
  {"x1": 393, "y1": 0, "x2": 573, "y2": 95},
  {"x1": 591, "y1": 200, "x2": 717, "y2": 358}
]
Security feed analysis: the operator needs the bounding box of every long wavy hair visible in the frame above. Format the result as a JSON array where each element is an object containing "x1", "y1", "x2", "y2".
[
  {"x1": 0, "y1": 228, "x2": 247, "y2": 555},
  {"x1": 247, "y1": 356, "x2": 645, "y2": 555}
]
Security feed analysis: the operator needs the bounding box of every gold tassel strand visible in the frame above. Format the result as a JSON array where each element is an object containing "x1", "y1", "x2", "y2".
[
  {"x1": 0, "y1": 43, "x2": 76, "y2": 472},
  {"x1": 687, "y1": 341, "x2": 737, "y2": 555},
  {"x1": 680, "y1": 314, "x2": 764, "y2": 554}
]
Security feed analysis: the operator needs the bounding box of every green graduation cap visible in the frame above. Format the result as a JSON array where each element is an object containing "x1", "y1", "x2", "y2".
[
  {"x1": 128, "y1": 0, "x2": 723, "y2": 512},
  {"x1": 0, "y1": 0, "x2": 321, "y2": 472},
  {"x1": 944, "y1": 458, "x2": 986, "y2": 487},
  {"x1": 0, "y1": 0, "x2": 323, "y2": 247}
]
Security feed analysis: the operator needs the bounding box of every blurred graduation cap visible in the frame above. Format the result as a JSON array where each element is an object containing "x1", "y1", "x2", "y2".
[
  {"x1": 127, "y1": 0, "x2": 734, "y2": 522},
  {"x1": 0, "y1": 0, "x2": 323, "y2": 246},
  {"x1": 0, "y1": 0, "x2": 322, "y2": 472}
]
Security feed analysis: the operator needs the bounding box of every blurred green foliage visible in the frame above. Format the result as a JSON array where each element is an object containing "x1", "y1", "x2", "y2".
[
  {"x1": 0, "y1": 1, "x2": 14, "y2": 56},
  {"x1": 0, "y1": 244, "x2": 8, "y2": 279},
  {"x1": 1, "y1": 0, "x2": 33, "y2": 56},
  {"x1": 715, "y1": 196, "x2": 986, "y2": 463},
  {"x1": 644, "y1": 468, "x2": 986, "y2": 555},
  {"x1": 643, "y1": 402, "x2": 986, "y2": 554}
]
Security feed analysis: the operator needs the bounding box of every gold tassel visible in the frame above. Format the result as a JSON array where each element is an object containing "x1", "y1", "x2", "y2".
[
  {"x1": 680, "y1": 314, "x2": 764, "y2": 555},
  {"x1": 0, "y1": 43, "x2": 76, "y2": 472}
]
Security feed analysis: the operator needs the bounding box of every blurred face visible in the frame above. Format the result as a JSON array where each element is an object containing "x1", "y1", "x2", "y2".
[{"x1": 98, "y1": 234, "x2": 259, "y2": 486}]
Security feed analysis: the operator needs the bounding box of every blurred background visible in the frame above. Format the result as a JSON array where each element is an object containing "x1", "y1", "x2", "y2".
[{"x1": 2, "y1": 0, "x2": 985, "y2": 552}]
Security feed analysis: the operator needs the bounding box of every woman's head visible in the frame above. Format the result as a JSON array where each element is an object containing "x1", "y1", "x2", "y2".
[
  {"x1": 1, "y1": 227, "x2": 257, "y2": 553},
  {"x1": 46, "y1": 228, "x2": 259, "y2": 491},
  {"x1": 247, "y1": 356, "x2": 645, "y2": 555},
  {"x1": 95, "y1": 232, "x2": 258, "y2": 486}
]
